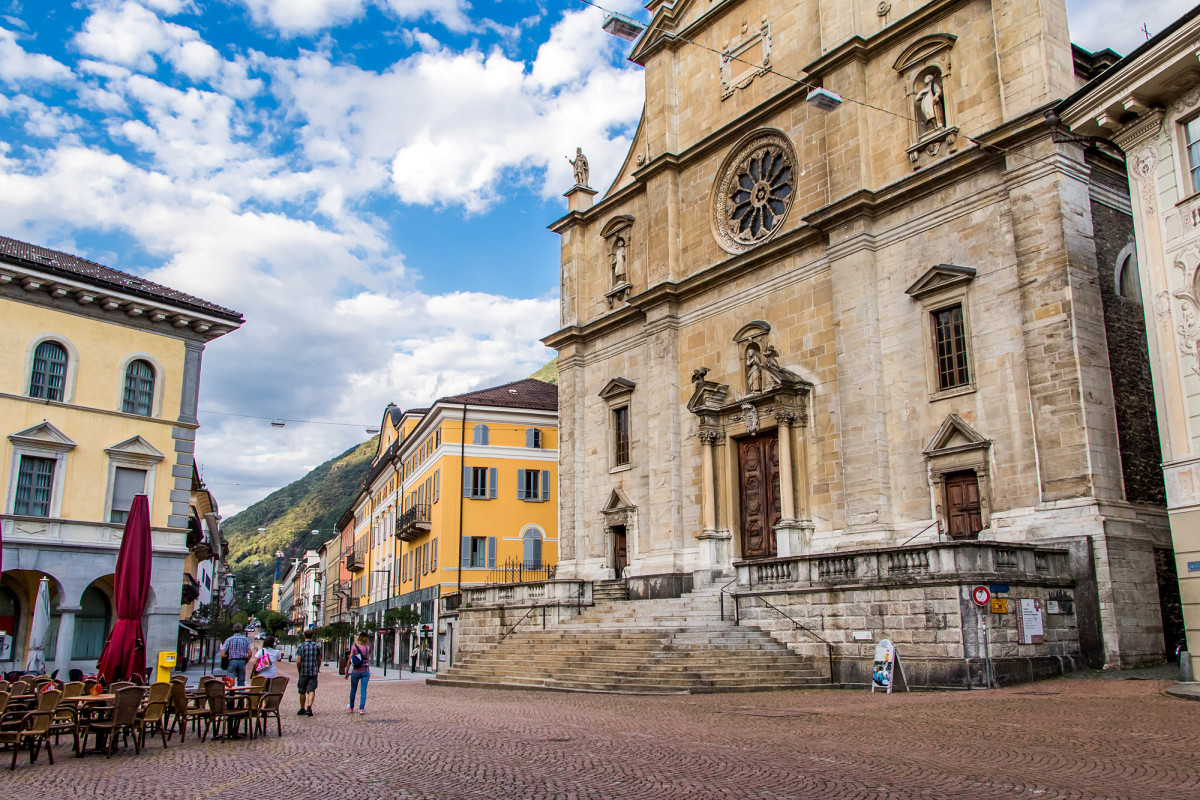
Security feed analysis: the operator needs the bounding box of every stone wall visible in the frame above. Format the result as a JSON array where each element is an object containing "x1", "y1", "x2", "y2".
[
  {"x1": 452, "y1": 580, "x2": 591, "y2": 658},
  {"x1": 733, "y1": 542, "x2": 1082, "y2": 687}
]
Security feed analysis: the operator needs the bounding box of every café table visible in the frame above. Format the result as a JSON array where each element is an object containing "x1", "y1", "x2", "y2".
[{"x1": 71, "y1": 695, "x2": 117, "y2": 757}]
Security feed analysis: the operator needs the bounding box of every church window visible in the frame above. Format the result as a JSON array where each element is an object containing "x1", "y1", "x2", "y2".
[
  {"x1": 613, "y1": 407, "x2": 630, "y2": 467},
  {"x1": 713, "y1": 130, "x2": 797, "y2": 254},
  {"x1": 933, "y1": 304, "x2": 970, "y2": 391}
]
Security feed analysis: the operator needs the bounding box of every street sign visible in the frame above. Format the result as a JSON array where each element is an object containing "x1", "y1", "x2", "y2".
[
  {"x1": 1188, "y1": 561, "x2": 1200, "y2": 573},
  {"x1": 972, "y1": 586, "x2": 991, "y2": 607},
  {"x1": 989, "y1": 584, "x2": 1010, "y2": 594},
  {"x1": 990, "y1": 598, "x2": 1009, "y2": 614}
]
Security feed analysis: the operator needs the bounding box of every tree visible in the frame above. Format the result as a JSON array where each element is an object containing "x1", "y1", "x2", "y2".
[
  {"x1": 257, "y1": 610, "x2": 290, "y2": 636},
  {"x1": 388, "y1": 606, "x2": 420, "y2": 630}
]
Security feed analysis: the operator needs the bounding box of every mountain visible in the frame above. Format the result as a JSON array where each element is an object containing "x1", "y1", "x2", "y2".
[
  {"x1": 222, "y1": 362, "x2": 558, "y2": 591},
  {"x1": 222, "y1": 437, "x2": 376, "y2": 591}
]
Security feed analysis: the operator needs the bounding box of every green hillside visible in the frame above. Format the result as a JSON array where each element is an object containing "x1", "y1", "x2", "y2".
[
  {"x1": 530, "y1": 358, "x2": 557, "y2": 384},
  {"x1": 223, "y1": 437, "x2": 376, "y2": 591}
]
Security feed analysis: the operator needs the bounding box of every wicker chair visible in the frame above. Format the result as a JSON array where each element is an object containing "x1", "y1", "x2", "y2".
[
  {"x1": 0, "y1": 709, "x2": 55, "y2": 769},
  {"x1": 60, "y1": 682, "x2": 84, "y2": 700},
  {"x1": 84, "y1": 686, "x2": 143, "y2": 758},
  {"x1": 254, "y1": 676, "x2": 289, "y2": 738},
  {"x1": 250, "y1": 675, "x2": 268, "y2": 690},
  {"x1": 107, "y1": 681, "x2": 134, "y2": 694},
  {"x1": 166, "y1": 681, "x2": 209, "y2": 744},
  {"x1": 202, "y1": 681, "x2": 249, "y2": 742},
  {"x1": 136, "y1": 698, "x2": 170, "y2": 749},
  {"x1": 47, "y1": 697, "x2": 79, "y2": 755}
]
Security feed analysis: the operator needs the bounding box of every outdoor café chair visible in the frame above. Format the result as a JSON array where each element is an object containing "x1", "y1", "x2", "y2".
[
  {"x1": 61, "y1": 682, "x2": 84, "y2": 700},
  {"x1": 250, "y1": 675, "x2": 267, "y2": 690},
  {"x1": 108, "y1": 681, "x2": 134, "y2": 694},
  {"x1": 68, "y1": 669, "x2": 84, "y2": 683},
  {"x1": 254, "y1": 676, "x2": 288, "y2": 738},
  {"x1": 0, "y1": 681, "x2": 9, "y2": 693},
  {"x1": 47, "y1": 698, "x2": 79, "y2": 754},
  {"x1": 0, "y1": 709, "x2": 55, "y2": 769},
  {"x1": 166, "y1": 681, "x2": 209, "y2": 744},
  {"x1": 136, "y1": 697, "x2": 169, "y2": 750},
  {"x1": 201, "y1": 681, "x2": 249, "y2": 742},
  {"x1": 83, "y1": 686, "x2": 142, "y2": 758}
]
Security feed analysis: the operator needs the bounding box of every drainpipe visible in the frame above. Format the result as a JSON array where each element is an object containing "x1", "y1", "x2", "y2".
[{"x1": 457, "y1": 403, "x2": 467, "y2": 594}]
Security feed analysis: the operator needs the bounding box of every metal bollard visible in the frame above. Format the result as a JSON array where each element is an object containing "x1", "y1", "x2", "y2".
[{"x1": 1181, "y1": 651, "x2": 1195, "y2": 683}]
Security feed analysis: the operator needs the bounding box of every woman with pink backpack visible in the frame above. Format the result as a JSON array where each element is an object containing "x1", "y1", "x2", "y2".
[
  {"x1": 251, "y1": 635, "x2": 281, "y2": 679},
  {"x1": 347, "y1": 633, "x2": 370, "y2": 714}
]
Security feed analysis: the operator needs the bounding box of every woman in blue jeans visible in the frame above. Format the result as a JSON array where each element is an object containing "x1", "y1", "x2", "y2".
[{"x1": 347, "y1": 633, "x2": 370, "y2": 714}]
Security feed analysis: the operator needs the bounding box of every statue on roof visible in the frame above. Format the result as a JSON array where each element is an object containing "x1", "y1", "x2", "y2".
[{"x1": 568, "y1": 147, "x2": 590, "y2": 188}]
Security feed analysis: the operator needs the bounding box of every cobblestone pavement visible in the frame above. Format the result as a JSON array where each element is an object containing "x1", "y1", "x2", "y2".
[{"x1": 6, "y1": 665, "x2": 1198, "y2": 800}]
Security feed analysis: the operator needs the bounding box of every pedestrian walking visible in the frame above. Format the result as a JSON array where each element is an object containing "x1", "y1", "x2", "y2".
[
  {"x1": 221, "y1": 624, "x2": 252, "y2": 686},
  {"x1": 296, "y1": 629, "x2": 321, "y2": 716},
  {"x1": 347, "y1": 633, "x2": 370, "y2": 714},
  {"x1": 409, "y1": 637, "x2": 419, "y2": 673},
  {"x1": 252, "y1": 635, "x2": 281, "y2": 680}
]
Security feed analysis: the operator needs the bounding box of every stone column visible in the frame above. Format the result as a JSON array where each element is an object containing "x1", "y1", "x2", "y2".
[
  {"x1": 773, "y1": 411, "x2": 809, "y2": 557},
  {"x1": 54, "y1": 607, "x2": 77, "y2": 678},
  {"x1": 697, "y1": 430, "x2": 731, "y2": 572}
]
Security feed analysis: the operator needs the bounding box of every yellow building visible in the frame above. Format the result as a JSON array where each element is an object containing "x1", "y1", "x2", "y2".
[
  {"x1": 0, "y1": 235, "x2": 241, "y2": 676},
  {"x1": 346, "y1": 378, "x2": 558, "y2": 668}
]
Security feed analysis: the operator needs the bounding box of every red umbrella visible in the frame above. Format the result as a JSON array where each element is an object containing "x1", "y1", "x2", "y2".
[{"x1": 96, "y1": 494, "x2": 152, "y2": 683}]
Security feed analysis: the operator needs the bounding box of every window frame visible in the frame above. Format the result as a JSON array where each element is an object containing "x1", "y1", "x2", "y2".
[
  {"x1": 472, "y1": 424, "x2": 489, "y2": 445},
  {"x1": 13, "y1": 455, "x2": 56, "y2": 517},
  {"x1": 116, "y1": 353, "x2": 164, "y2": 417},
  {"x1": 598, "y1": 378, "x2": 636, "y2": 472},
  {"x1": 102, "y1": 436, "x2": 164, "y2": 526},
  {"x1": 906, "y1": 267, "x2": 977, "y2": 401},
  {"x1": 1185, "y1": 114, "x2": 1200, "y2": 196},
  {"x1": 464, "y1": 466, "x2": 497, "y2": 500},
  {"x1": 931, "y1": 303, "x2": 971, "y2": 392},
  {"x1": 6, "y1": 423, "x2": 75, "y2": 519},
  {"x1": 28, "y1": 339, "x2": 69, "y2": 402},
  {"x1": 122, "y1": 359, "x2": 156, "y2": 416},
  {"x1": 612, "y1": 406, "x2": 631, "y2": 467}
]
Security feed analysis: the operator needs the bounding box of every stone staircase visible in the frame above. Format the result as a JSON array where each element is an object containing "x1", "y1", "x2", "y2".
[
  {"x1": 592, "y1": 579, "x2": 629, "y2": 602},
  {"x1": 429, "y1": 583, "x2": 830, "y2": 694}
]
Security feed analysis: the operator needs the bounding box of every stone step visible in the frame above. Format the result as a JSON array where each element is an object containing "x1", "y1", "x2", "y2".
[{"x1": 428, "y1": 676, "x2": 829, "y2": 695}]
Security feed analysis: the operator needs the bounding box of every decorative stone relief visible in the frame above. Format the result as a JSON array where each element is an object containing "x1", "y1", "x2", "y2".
[
  {"x1": 893, "y1": 35, "x2": 958, "y2": 171},
  {"x1": 1131, "y1": 143, "x2": 1159, "y2": 216},
  {"x1": 1172, "y1": 244, "x2": 1200, "y2": 375},
  {"x1": 712, "y1": 130, "x2": 796, "y2": 254},
  {"x1": 741, "y1": 403, "x2": 760, "y2": 434},
  {"x1": 600, "y1": 215, "x2": 634, "y2": 308},
  {"x1": 719, "y1": 18, "x2": 771, "y2": 101}
]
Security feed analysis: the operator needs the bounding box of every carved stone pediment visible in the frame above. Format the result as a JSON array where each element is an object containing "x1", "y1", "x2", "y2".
[
  {"x1": 892, "y1": 34, "x2": 957, "y2": 74},
  {"x1": 603, "y1": 487, "x2": 635, "y2": 513},
  {"x1": 924, "y1": 414, "x2": 990, "y2": 456},
  {"x1": 598, "y1": 377, "x2": 636, "y2": 401},
  {"x1": 686, "y1": 379, "x2": 730, "y2": 414},
  {"x1": 105, "y1": 435, "x2": 166, "y2": 463},
  {"x1": 8, "y1": 421, "x2": 77, "y2": 452},
  {"x1": 905, "y1": 264, "x2": 976, "y2": 300}
]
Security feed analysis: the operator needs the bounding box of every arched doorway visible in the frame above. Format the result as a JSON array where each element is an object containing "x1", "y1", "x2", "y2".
[{"x1": 522, "y1": 527, "x2": 544, "y2": 568}]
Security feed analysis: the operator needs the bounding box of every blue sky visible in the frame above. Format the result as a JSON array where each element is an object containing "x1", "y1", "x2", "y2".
[{"x1": 0, "y1": 0, "x2": 1191, "y2": 515}]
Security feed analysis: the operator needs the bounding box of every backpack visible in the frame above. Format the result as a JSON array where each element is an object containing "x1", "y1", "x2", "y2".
[
  {"x1": 255, "y1": 649, "x2": 274, "y2": 672},
  {"x1": 350, "y1": 646, "x2": 367, "y2": 669}
]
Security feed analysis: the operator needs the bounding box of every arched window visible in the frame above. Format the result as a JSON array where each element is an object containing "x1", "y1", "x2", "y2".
[
  {"x1": 1118, "y1": 253, "x2": 1142, "y2": 303},
  {"x1": 29, "y1": 340, "x2": 68, "y2": 401},
  {"x1": 122, "y1": 359, "x2": 155, "y2": 416},
  {"x1": 522, "y1": 527, "x2": 543, "y2": 568},
  {"x1": 0, "y1": 586, "x2": 19, "y2": 664},
  {"x1": 73, "y1": 587, "x2": 111, "y2": 660}
]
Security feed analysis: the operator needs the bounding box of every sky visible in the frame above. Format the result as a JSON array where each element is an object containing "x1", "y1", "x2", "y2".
[{"x1": 0, "y1": 0, "x2": 1192, "y2": 517}]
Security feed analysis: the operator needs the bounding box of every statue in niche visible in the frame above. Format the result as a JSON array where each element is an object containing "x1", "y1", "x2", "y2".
[
  {"x1": 915, "y1": 71, "x2": 946, "y2": 131},
  {"x1": 611, "y1": 236, "x2": 627, "y2": 286},
  {"x1": 744, "y1": 344, "x2": 764, "y2": 394},
  {"x1": 568, "y1": 147, "x2": 590, "y2": 187}
]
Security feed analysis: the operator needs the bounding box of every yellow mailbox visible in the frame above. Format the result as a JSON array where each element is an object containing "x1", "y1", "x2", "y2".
[{"x1": 156, "y1": 651, "x2": 177, "y2": 683}]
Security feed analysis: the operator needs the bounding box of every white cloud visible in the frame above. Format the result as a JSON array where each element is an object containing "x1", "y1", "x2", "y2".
[
  {"x1": 1066, "y1": 0, "x2": 1197, "y2": 55},
  {"x1": 239, "y1": 0, "x2": 368, "y2": 36},
  {"x1": 0, "y1": 26, "x2": 71, "y2": 84}
]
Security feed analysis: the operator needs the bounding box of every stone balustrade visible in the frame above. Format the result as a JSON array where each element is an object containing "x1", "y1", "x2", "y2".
[
  {"x1": 462, "y1": 579, "x2": 591, "y2": 610},
  {"x1": 737, "y1": 540, "x2": 1072, "y2": 590}
]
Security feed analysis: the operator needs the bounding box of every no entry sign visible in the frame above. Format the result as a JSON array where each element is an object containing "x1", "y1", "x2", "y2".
[{"x1": 972, "y1": 585, "x2": 991, "y2": 607}]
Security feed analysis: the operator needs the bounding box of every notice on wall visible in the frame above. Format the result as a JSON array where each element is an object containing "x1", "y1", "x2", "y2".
[
  {"x1": 0, "y1": 634, "x2": 10, "y2": 661},
  {"x1": 1017, "y1": 599, "x2": 1045, "y2": 645}
]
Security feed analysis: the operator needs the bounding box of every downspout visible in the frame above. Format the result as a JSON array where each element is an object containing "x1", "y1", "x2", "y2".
[{"x1": 457, "y1": 403, "x2": 468, "y2": 594}]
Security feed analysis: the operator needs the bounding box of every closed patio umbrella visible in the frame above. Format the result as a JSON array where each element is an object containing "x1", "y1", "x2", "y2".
[
  {"x1": 96, "y1": 494, "x2": 152, "y2": 683},
  {"x1": 24, "y1": 577, "x2": 50, "y2": 674}
]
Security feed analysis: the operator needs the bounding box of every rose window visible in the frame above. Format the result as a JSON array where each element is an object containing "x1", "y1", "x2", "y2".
[{"x1": 713, "y1": 131, "x2": 797, "y2": 254}]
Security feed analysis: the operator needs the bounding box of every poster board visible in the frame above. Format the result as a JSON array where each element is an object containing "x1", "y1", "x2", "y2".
[
  {"x1": 870, "y1": 639, "x2": 909, "y2": 693},
  {"x1": 0, "y1": 633, "x2": 11, "y2": 661},
  {"x1": 1017, "y1": 599, "x2": 1045, "y2": 644}
]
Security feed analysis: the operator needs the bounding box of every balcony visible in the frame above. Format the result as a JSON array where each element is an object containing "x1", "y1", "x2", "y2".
[
  {"x1": 395, "y1": 504, "x2": 432, "y2": 542},
  {"x1": 345, "y1": 549, "x2": 365, "y2": 571}
]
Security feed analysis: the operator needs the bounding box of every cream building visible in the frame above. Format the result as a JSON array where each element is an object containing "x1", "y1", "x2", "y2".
[
  {"x1": 1058, "y1": 5, "x2": 1200, "y2": 664},
  {"x1": 545, "y1": 0, "x2": 1175, "y2": 677},
  {"x1": 0, "y1": 235, "x2": 241, "y2": 676}
]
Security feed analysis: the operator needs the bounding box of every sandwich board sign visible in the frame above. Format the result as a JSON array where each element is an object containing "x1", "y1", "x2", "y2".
[{"x1": 870, "y1": 639, "x2": 909, "y2": 693}]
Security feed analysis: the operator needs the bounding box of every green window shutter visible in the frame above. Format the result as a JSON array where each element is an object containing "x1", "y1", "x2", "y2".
[
  {"x1": 487, "y1": 536, "x2": 497, "y2": 569},
  {"x1": 488, "y1": 467, "x2": 497, "y2": 499},
  {"x1": 462, "y1": 466, "x2": 471, "y2": 497},
  {"x1": 461, "y1": 539, "x2": 471, "y2": 569},
  {"x1": 517, "y1": 469, "x2": 526, "y2": 500},
  {"x1": 541, "y1": 470, "x2": 550, "y2": 502}
]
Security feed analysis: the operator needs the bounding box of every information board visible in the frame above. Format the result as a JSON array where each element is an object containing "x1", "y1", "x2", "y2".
[
  {"x1": 872, "y1": 640, "x2": 895, "y2": 690},
  {"x1": 1017, "y1": 599, "x2": 1045, "y2": 644}
]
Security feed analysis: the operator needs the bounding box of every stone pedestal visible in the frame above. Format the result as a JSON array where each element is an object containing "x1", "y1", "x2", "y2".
[
  {"x1": 698, "y1": 530, "x2": 732, "y2": 570},
  {"x1": 774, "y1": 521, "x2": 812, "y2": 558},
  {"x1": 564, "y1": 185, "x2": 597, "y2": 213}
]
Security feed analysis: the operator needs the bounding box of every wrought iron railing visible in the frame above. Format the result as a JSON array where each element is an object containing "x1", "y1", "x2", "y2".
[
  {"x1": 395, "y1": 504, "x2": 431, "y2": 541},
  {"x1": 345, "y1": 549, "x2": 364, "y2": 571},
  {"x1": 485, "y1": 559, "x2": 555, "y2": 586}
]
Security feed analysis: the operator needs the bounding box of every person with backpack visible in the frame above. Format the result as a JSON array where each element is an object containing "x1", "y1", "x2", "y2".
[{"x1": 347, "y1": 633, "x2": 370, "y2": 714}]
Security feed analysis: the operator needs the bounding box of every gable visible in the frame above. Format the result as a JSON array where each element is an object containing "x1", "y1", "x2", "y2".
[
  {"x1": 105, "y1": 435, "x2": 166, "y2": 462},
  {"x1": 8, "y1": 421, "x2": 77, "y2": 451},
  {"x1": 599, "y1": 377, "x2": 637, "y2": 400},
  {"x1": 924, "y1": 414, "x2": 989, "y2": 455},
  {"x1": 906, "y1": 264, "x2": 976, "y2": 300},
  {"x1": 603, "y1": 487, "x2": 635, "y2": 512}
]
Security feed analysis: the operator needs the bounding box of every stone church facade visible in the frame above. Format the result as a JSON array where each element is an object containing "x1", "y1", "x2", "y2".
[{"x1": 545, "y1": 0, "x2": 1174, "y2": 676}]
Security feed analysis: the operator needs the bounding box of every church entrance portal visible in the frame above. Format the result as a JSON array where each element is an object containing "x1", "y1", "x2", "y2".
[{"x1": 738, "y1": 431, "x2": 780, "y2": 559}]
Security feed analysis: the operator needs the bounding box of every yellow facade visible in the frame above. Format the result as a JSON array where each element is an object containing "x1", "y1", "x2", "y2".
[
  {"x1": 0, "y1": 235, "x2": 241, "y2": 675},
  {"x1": 346, "y1": 380, "x2": 559, "y2": 634}
]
